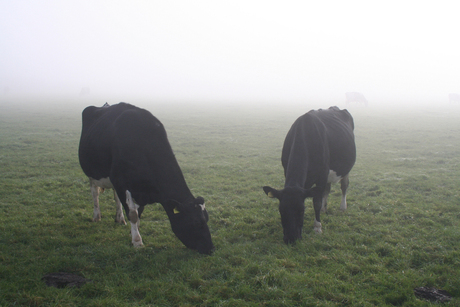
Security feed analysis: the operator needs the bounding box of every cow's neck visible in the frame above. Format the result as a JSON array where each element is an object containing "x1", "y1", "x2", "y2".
[
  {"x1": 283, "y1": 140, "x2": 310, "y2": 189},
  {"x1": 155, "y1": 159, "x2": 195, "y2": 205},
  {"x1": 158, "y1": 175, "x2": 194, "y2": 205},
  {"x1": 284, "y1": 165, "x2": 308, "y2": 189}
]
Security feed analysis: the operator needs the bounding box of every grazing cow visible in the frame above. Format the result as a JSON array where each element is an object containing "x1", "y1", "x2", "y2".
[
  {"x1": 345, "y1": 92, "x2": 368, "y2": 106},
  {"x1": 79, "y1": 87, "x2": 91, "y2": 96},
  {"x1": 263, "y1": 106, "x2": 356, "y2": 244},
  {"x1": 448, "y1": 93, "x2": 460, "y2": 104},
  {"x1": 78, "y1": 102, "x2": 214, "y2": 254}
]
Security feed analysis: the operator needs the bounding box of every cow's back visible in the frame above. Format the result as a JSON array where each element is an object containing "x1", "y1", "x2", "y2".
[
  {"x1": 281, "y1": 111, "x2": 329, "y2": 188},
  {"x1": 281, "y1": 107, "x2": 355, "y2": 188},
  {"x1": 315, "y1": 107, "x2": 355, "y2": 176},
  {"x1": 78, "y1": 103, "x2": 141, "y2": 180}
]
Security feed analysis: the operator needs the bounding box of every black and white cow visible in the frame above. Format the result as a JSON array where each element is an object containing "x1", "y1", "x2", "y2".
[
  {"x1": 78, "y1": 102, "x2": 214, "y2": 254},
  {"x1": 345, "y1": 92, "x2": 368, "y2": 106},
  {"x1": 448, "y1": 93, "x2": 460, "y2": 104},
  {"x1": 263, "y1": 106, "x2": 356, "y2": 244}
]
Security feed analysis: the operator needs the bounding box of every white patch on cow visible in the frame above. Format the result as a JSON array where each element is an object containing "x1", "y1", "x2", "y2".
[
  {"x1": 126, "y1": 190, "x2": 143, "y2": 247},
  {"x1": 340, "y1": 193, "x2": 347, "y2": 211},
  {"x1": 198, "y1": 203, "x2": 206, "y2": 211},
  {"x1": 327, "y1": 170, "x2": 342, "y2": 183}
]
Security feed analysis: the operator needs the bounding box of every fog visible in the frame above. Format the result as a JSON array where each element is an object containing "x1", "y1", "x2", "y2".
[{"x1": 1, "y1": 1, "x2": 459, "y2": 106}]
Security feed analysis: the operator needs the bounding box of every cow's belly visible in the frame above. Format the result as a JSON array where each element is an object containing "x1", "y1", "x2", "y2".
[
  {"x1": 327, "y1": 170, "x2": 342, "y2": 183},
  {"x1": 90, "y1": 177, "x2": 114, "y2": 189}
]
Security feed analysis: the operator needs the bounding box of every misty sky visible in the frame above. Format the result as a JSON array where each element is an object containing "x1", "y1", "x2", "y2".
[{"x1": 1, "y1": 1, "x2": 459, "y2": 104}]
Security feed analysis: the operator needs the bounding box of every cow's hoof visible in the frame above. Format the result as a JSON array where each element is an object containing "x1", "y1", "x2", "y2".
[
  {"x1": 115, "y1": 218, "x2": 127, "y2": 225},
  {"x1": 132, "y1": 238, "x2": 144, "y2": 248}
]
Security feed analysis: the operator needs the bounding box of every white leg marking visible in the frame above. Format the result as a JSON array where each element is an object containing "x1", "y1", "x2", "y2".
[
  {"x1": 126, "y1": 190, "x2": 143, "y2": 247},
  {"x1": 340, "y1": 174, "x2": 350, "y2": 211},
  {"x1": 314, "y1": 220, "x2": 322, "y2": 234},
  {"x1": 89, "y1": 177, "x2": 116, "y2": 222},
  {"x1": 90, "y1": 180, "x2": 102, "y2": 222},
  {"x1": 327, "y1": 170, "x2": 349, "y2": 211},
  {"x1": 321, "y1": 182, "x2": 332, "y2": 213},
  {"x1": 130, "y1": 219, "x2": 142, "y2": 247},
  {"x1": 340, "y1": 193, "x2": 347, "y2": 211},
  {"x1": 321, "y1": 194, "x2": 328, "y2": 213},
  {"x1": 113, "y1": 190, "x2": 127, "y2": 225}
]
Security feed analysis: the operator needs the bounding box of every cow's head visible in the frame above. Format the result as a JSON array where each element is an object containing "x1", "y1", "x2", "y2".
[
  {"x1": 263, "y1": 186, "x2": 317, "y2": 244},
  {"x1": 167, "y1": 197, "x2": 214, "y2": 255}
]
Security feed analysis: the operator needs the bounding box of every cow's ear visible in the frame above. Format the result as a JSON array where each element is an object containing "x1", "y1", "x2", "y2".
[
  {"x1": 194, "y1": 196, "x2": 205, "y2": 206},
  {"x1": 166, "y1": 199, "x2": 183, "y2": 214},
  {"x1": 263, "y1": 186, "x2": 281, "y2": 199}
]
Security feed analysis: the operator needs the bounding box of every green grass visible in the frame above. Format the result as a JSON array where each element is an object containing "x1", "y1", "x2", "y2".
[{"x1": 0, "y1": 100, "x2": 459, "y2": 306}]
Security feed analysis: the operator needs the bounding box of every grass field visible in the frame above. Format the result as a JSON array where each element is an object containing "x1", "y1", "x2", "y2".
[{"x1": 0, "y1": 100, "x2": 459, "y2": 306}]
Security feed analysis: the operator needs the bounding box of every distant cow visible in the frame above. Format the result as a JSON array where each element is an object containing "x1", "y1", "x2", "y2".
[
  {"x1": 345, "y1": 92, "x2": 368, "y2": 106},
  {"x1": 78, "y1": 102, "x2": 214, "y2": 254},
  {"x1": 449, "y1": 93, "x2": 460, "y2": 103},
  {"x1": 263, "y1": 106, "x2": 356, "y2": 244},
  {"x1": 80, "y1": 87, "x2": 90, "y2": 96}
]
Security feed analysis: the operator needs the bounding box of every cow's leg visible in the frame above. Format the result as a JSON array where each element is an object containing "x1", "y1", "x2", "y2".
[
  {"x1": 90, "y1": 180, "x2": 102, "y2": 222},
  {"x1": 313, "y1": 195, "x2": 323, "y2": 234},
  {"x1": 126, "y1": 190, "x2": 143, "y2": 247},
  {"x1": 321, "y1": 183, "x2": 331, "y2": 213},
  {"x1": 113, "y1": 190, "x2": 127, "y2": 225},
  {"x1": 340, "y1": 174, "x2": 350, "y2": 211}
]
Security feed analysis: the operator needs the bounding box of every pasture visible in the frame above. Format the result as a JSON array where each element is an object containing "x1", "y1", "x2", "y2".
[{"x1": 0, "y1": 100, "x2": 459, "y2": 306}]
